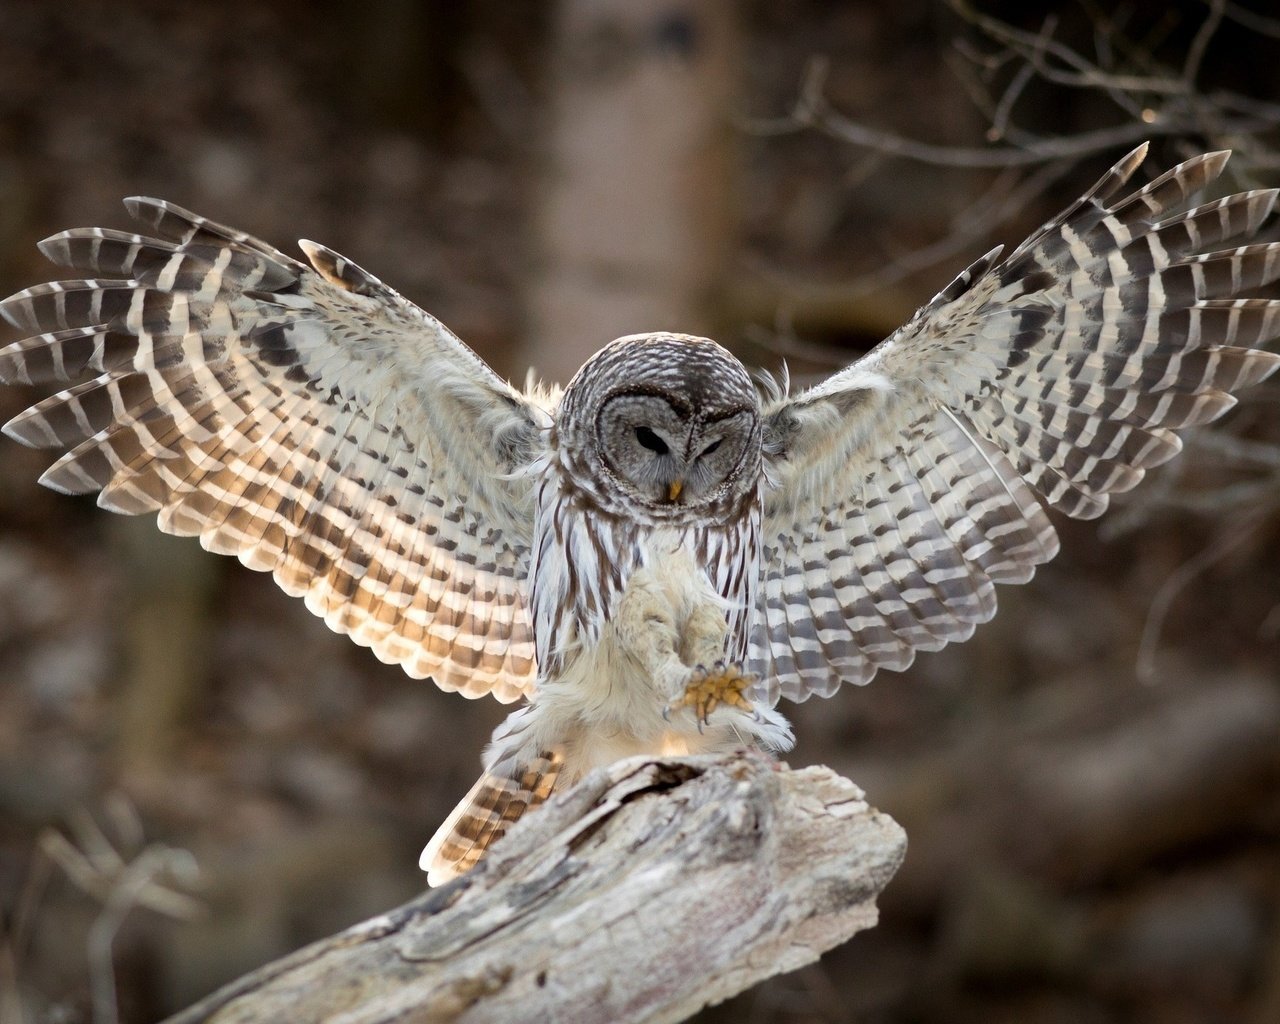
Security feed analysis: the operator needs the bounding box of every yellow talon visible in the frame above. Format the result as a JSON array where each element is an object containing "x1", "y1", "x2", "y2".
[{"x1": 669, "y1": 662, "x2": 756, "y2": 725}]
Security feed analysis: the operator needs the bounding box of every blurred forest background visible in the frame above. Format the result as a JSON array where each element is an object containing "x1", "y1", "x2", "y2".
[{"x1": 0, "y1": 1, "x2": 1278, "y2": 1022}]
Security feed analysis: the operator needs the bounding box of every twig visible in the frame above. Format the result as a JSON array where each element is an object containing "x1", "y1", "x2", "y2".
[
  {"x1": 1183, "y1": 0, "x2": 1225, "y2": 92},
  {"x1": 85, "y1": 848, "x2": 201, "y2": 1024},
  {"x1": 1215, "y1": 0, "x2": 1280, "y2": 40},
  {"x1": 741, "y1": 4, "x2": 1280, "y2": 178},
  {"x1": 1136, "y1": 516, "x2": 1266, "y2": 682},
  {"x1": 30, "y1": 801, "x2": 203, "y2": 1024}
]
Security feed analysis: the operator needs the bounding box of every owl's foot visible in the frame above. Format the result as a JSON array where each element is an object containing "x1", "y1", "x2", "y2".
[{"x1": 664, "y1": 661, "x2": 757, "y2": 729}]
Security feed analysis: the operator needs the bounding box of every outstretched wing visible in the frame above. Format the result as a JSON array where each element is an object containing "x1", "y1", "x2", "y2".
[
  {"x1": 753, "y1": 145, "x2": 1280, "y2": 704},
  {"x1": 0, "y1": 199, "x2": 545, "y2": 702}
]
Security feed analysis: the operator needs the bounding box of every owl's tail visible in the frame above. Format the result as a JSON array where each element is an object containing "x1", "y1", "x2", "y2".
[{"x1": 419, "y1": 748, "x2": 564, "y2": 886}]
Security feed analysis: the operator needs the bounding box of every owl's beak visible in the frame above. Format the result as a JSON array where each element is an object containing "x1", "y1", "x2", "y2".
[{"x1": 667, "y1": 479, "x2": 684, "y2": 502}]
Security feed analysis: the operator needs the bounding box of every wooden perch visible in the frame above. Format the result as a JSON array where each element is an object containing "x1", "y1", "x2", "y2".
[{"x1": 164, "y1": 753, "x2": 906, "y2": 1024}]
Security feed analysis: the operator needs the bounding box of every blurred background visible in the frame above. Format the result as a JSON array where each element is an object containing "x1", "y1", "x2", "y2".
[{"x1": 0, "y1": 1, "x2": 1278, "y2": 1021}]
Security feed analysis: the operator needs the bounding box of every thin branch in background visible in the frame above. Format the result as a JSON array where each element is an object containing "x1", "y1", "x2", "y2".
[
  {"x1": 743, "y1": 307, "x2": 845, "y2": 379},
  {"x1": 988, "y1": 30, "x2": 1041, "y2": 141},
  {"x1": 0, "y1": 843, "x2": 55, "y2": 1024},
  {"x1": 1136, "y1": 515, "x2": 1267, "y2": 683},
  {"x1": 882, "y1": 159, "x2": 1073, "y2": 271},
  {"x1": 5, "y1": 798, "x2": 202, "y2": 1024},
  {"x1": 1090, "y1": 3, "x2": 1116, "y2": 69},
  {"x1": 81, "y1": 846, "x2": 201, "y2": 1024},
  {"x1": 739, "y1": 155, "x2": 1079, "y2": 321},
  {"x1": 945, "y1": 42, "x2": 1006, "y2": 128},
  {"x1": 1189, "y1": 430, "x2": 1280, "y2": 471},
  {"x1": 786, "y1": 57, "x2": 1159, "y2": 167},
  {"x1": 1182, "y1": 0, "x2": 1225, "y2": 92},
  {"x1": 747, "y1": 1, "x2": 1280, "y2": 175},
  {"x1": 1099, "y1": 450, "x2": 1190, "y2": 541},
  {"x1": 40, "y1": 829, "x2": 202, "y2": 925},
  {"x1": 952, "y1": 1, "x2": 1160, "y2": 120},
  {"x1": 840, "y1": 149, "x2": 889, "y2": 192},
  {"x1": 1215, "y1": 0, "x2": 1280, "y2": 40},
  {"x1": 1104, "y1": 418, "x2": 1280, "y2": 539}
]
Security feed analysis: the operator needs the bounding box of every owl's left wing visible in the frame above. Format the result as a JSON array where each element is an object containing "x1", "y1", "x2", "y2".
[
  {"x1": 753, "y1": 145, "x2": 1280, "y2": 705},
  {"x1": 0, "y1": 199, "x2": 546, "y2": 702}
]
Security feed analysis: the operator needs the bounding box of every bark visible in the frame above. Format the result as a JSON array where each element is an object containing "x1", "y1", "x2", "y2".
[{"x1": 163, "y1": 754, "x2": 906, "y2": 1024}]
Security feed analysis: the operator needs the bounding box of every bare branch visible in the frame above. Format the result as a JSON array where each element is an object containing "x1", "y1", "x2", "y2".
[
  {"x1": 1215, "y1": 0, "x2": 1280, "y2": 40},
  {"x1": 748, "y1": 2, "x2": 1280, "y2": 178},
  {"x1": 949, "y1": 0, "x2": 1174, "y2": 117},
  {"x1": 28, "y1": 800, "x2": 203, "y2": 1024},
  {"x1": 1137, "y1": 516, "x2": 1268, "y2": 682},
  {"x1": 1187, "y1": 431, "x2": 1280, "y2": 472},
  {"x1": 732, "y1": 156, "x2": 1079, "y2": 338},
  {"x1": 988, "y1": 32, "x2": 1039, "y2": 141},
  {"x1": 794, "y1": 68, "x2": 1156, "y2": 168},
  {"x1": 1183, "y1": 0, "x2": 1226, "y2": 91}
]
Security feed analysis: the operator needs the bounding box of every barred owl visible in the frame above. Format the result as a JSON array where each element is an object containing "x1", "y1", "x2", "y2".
[{"x1": 2, "y1": 146, "x2": 1277, "y2": 884}]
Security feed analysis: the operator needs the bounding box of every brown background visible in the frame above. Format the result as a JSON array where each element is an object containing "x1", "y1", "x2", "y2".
[{"x1": 0, "y1": 2, "x2": 1278, "y2": 1022}]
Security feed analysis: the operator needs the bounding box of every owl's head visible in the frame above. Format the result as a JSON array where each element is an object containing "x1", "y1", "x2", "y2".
[{"x1": 558, "y1": 333, "x2": 762, "y2": 518}]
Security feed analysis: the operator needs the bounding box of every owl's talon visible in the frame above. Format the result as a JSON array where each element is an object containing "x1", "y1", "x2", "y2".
[{"x1": 667, "y1": 663, "x2": 757, "y2": 726}]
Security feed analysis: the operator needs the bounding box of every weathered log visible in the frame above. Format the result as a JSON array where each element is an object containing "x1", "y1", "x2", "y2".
[{"x1": 163, "y1": 754, "x2": 906, "y2": 1024}]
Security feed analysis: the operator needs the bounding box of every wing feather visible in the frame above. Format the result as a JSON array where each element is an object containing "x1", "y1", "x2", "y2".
[
  {"x1": 755, "y1": 146, "x2": 1280, "y2": 702},
  {"x1": 0, "y1": 198, "x2": 544, "y2": 702}
]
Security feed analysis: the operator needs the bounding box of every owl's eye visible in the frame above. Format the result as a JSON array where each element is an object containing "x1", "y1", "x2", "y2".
[
  {"x1": 635, "y1": 426, "x2": 669, "y2": 455},
  {"x1": 699, "y1": 438, "x2": 723, "y2": 458}
]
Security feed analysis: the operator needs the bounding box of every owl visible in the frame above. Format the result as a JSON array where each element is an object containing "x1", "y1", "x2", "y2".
[{"x1": 1, "y1": 145, "x2": 1277, "y2": 884}]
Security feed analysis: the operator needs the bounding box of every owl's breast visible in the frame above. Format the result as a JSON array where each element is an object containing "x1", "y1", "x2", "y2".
[{"x1": 527, "y1": 472, "x2": 760, "y2": 680}]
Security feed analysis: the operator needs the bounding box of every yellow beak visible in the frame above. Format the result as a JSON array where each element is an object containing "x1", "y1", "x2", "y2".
[{"x1": 667, "y1": 479, "x2": 684, "y2": 502}]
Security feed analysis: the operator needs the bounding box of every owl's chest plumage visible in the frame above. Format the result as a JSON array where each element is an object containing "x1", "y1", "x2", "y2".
[{"x1": 527, "y1": 465, "x2": 760, "y2": 684}]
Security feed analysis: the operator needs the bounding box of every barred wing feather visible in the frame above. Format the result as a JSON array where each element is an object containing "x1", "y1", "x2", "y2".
[
  {"x1": 0, "y1": 199, "x2": 543, "y2": 702},
  {"x1": 755, "y1": 145, "x2": 1280, "y2": 704}
]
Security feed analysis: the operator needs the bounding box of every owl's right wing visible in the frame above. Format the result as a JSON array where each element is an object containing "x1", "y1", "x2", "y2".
[
  {"x1": 0, "y1": 199, "x2": 546, "y2": 702},
  {"x1": 753, "y1": 145, "x2": 1280, "y2": 705}
]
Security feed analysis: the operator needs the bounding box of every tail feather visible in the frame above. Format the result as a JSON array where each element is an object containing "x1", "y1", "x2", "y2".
[{"x1": 420, "y1": 749, "x2": 563, "y2": 886}]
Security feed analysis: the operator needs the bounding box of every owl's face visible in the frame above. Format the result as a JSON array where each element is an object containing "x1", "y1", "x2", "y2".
[
  {"x1": 596, "y1": 390, "x2": 757, "y2": 507},
  {"x1": 559, "y1": 333, "x2": 763, "y2": 519}
]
